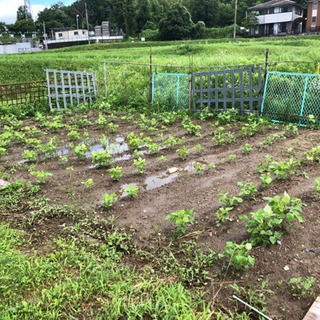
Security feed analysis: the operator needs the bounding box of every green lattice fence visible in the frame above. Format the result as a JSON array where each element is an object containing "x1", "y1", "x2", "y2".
[
  {"x1": 261, "y1": 72, "x2": 320, "y2": 126},
  {"x1": 152, "y1": 73, "x2": 190, "y2": 110}
]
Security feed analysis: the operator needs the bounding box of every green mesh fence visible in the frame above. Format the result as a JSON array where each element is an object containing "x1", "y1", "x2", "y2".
[
  {"x1": 152, "y1": 73, "x2": 190, "y2": 110},
  {"x1": 261, "y1": 72, "x2": 320, "y2": 126}
]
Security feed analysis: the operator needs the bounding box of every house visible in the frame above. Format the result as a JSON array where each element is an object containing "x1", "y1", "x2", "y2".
[
  {"x1": 52, "y1": 28, "x2": 88, "y2": 40},
  {"x1": 306, "y1": 1, "x2": 320, "y2": 31},
  {"x1": 248, "y1": 0, "x2": 304, "y2": 36}
]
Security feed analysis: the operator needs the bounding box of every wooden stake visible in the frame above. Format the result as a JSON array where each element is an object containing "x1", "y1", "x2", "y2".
[
  {"x1": 103, "y1": 61, "x2": 107, "y2": 98},
  {"x1": 189, "y1": 74, "x2": 192, "y2": 111},
  {"x1": 303, "y1": 296, "x2": 320, "y2": 320}
]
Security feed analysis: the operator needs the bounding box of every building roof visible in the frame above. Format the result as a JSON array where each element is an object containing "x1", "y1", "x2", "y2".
[
  {"x1": 51, "y1": 27, "x2": 73, "y2": 32},
  {"x1": 249, "y1": 0, "x2": 304, "y2": 10}
]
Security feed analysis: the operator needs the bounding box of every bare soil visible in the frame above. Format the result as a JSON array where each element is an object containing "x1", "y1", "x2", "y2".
[{"x1": 1, "y1": 110, "x2": 320, "y2": 319}]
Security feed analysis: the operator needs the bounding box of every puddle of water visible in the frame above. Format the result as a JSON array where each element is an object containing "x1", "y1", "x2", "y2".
[
  {"x1": 116, "y1": 182, "x2": 138, "y2": 198},
  {"x1": 142, "y1": 171, "x2": 179, "y2": 191},
  {"x1": 56, "y1": 135, "x2": 129, "y2": 158}
]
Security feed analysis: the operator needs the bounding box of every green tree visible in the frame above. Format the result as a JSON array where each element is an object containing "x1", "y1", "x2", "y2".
[
  {"x1": 112, "y1": 0, "x2": 135, "y2": 37},
  {"x1": 158, "y1": 1, "x2": 195, "y2": 40},
  {"x1": 190, "y1": 0, "x2": 220, "y2": 28},
  {"x1": 242, "y1": 11, "x2": 259, "y2": 34},
  {"x1": 0, "y1": 22, "x2": 7, "y2": 32},
  {"x1": 135, "y1": 0, "x2": 151, "y2": 32},
  {"x1": 17, "y1": 5, "x2": 32, "y2": 21},
  {"x1": 12, "y1": 19, "x2": 35, "y2": 33}
]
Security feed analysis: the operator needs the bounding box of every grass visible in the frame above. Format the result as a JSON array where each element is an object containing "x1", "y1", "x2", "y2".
[{"x1": 0, "y1": 222, "x2": 211, "y2": 319}]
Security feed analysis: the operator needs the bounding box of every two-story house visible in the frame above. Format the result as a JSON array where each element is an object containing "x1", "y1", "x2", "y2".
[
  {"x1": 306, "y1": 1, "x2": 320, "y2": 31},
  {"x1": 249, "y1": 0, "x2": 304, "y2": 36}
]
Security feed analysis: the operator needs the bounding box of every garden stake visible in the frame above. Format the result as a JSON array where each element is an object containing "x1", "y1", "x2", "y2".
[{"x1": 232, "y1": 295, "x2": 273, "y2": 320}]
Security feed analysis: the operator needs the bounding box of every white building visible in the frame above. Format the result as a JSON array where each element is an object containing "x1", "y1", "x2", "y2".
[{"x1": 249, "y1": 0, "x2": 304, "y2": 35}]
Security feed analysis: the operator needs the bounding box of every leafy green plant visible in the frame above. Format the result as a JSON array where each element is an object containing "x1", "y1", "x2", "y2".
[
  {"x1": 165, "y1": 208, "x2": 195, "y2": 234},
  {"x1": 67, "y1": 130, "x2": 80, "y2": 140},
  {"x1": 108, "y1": 166, "x2": 123, "y2": 181},
  {"x1": 133, "y1": 157, "x2": 146, "y2": 174},
  {"x1": 108, "y1": 122, "x2": 119, "y2": 133},
  {"x1": 194, "y1": 162, "x2": 206, "y2": 172},
  {"x1": 240, "y1": 192, "x2": 304, "y2": 246},
  {"x1": 74, "y1": 144, "x2": 88, "y2": 159},
  {"x1": 30, "y1": 170, "x2": 53, "y2": 184},
  {"x1": 260, "y1": 173, "x2": 273, "y2": 187},
  {"x1": 157, "y1": 155, "x2": 168, "y2": 162},
  {"x1": 176, "y1": 146, "x2": 189, "y2": 161},
  {"x1": 102, "y1": 193, "x2": 117, "y2": 209},
  {"x1": 95, "y1": 113, "x2": 108, "y2": 128},
  {"x1": 229, "y1": 154, "x2": 237, "y2": 160},
  {"x1": 147, "y1": 143, "x2": 160, "y2": 154},
  {"x1": 92, "y1": 150, "x2": 113, "y2": 167},
  {"x1": 218, "y1": 192, "x2": 243, "y2": 206},
  {"x1": 288, "y1": 277, "x2": 315, "y2": 298},
  {"x1": 22, "y1": 150, "x2": 38, "y2": 161},
  {"x1": 241, "y1": 143, "x2": 252, "y2": 155},
  {"x1": 81, "y1": 178, "x2": 94, "y2": 189},
  {"x1": 193, "y1": 144, "x2": 204, "y2": 153},
  {"x1": 218, "y1": 241, "x2": 255, "y2": 271},
  {"x1": 125, "y1": 185, "x2": 139, "y2": 198},
  {"x1": 215, "y1": 207, "x2": 233, "y2": 227},
  {"x1": 238, "y1": 181, "x2": 257, "y2": 198}
]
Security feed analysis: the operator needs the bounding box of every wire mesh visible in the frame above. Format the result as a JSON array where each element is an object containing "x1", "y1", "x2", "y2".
[
  {"x1": 152, "y1": 73, "x2": 189, "y2": 110},
  {"x1": 261, "y1": 72, "x2": 320, "y2": 126}
]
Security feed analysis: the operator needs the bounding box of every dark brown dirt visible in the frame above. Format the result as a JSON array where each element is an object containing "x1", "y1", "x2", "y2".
[{"x1": 1, "y1": 110, "x2": 320, "y2": 319}]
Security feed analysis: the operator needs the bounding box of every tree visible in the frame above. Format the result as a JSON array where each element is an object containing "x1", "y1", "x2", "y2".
[
  {"x1": 135, "y1": 0, "x2": 151, "y2": 32},
  {"x1": 191, "y1": 0, "x2": 220, "y2": 28},
  {"x1": 0, "y1": 22, "x2": 7, "y2": 33},
  {"x1": 17, "y1": 5, "x2": 32, "y2": 21},
  {"x1": 158, "y1": 1, "x2": 195, "y2": 40},
  {"x1": 12, "y1": 19, "x2": 35, "y2": 33},
  {"x1": 242, "y1": 12, "x2": 259, "y2": 34},
  {"x1": 112, "y1": 0, "x2": 135, "y2": 37}
]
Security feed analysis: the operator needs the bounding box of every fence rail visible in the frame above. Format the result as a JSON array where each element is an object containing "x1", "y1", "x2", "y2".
[{"x1": 0, "y1": 80, "x2": 48, "y2": 107}]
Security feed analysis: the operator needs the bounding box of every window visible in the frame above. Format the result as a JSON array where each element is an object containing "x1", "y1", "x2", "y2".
[
  {"x1": 279, "y1": 22, "x2": 286, "y2": 32},
  {"x1": 313, "y1": 2, "x2": 318, "y2": 10},
  {"x1": 74, "y1": 31, "x2": 79, "y2": 36},
  {"x1": 82, "y1": 31, "x2": 86, "y2": 35},
  {"x1": 312, "y1": 17, "x2": 317, "y2": 23},
  {"x1": 268, "y1": 7, "x2": 274, "y2": 14},
  {"x1": 280, "y1": 7, "x2": 288, "y2": 13},
  {"x1": 58, "y1": 33, "x2": 63, "y2": 37}
]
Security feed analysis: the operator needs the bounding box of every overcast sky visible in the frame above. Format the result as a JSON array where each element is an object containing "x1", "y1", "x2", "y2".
[{"x1": 0, "y1": 0, "x2": 74, "y2": 24}]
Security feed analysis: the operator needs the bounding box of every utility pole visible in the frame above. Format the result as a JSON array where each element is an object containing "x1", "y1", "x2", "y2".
[
  {"x1": 85, "y1": 2, "x2": 90, "y2": 44},
  {"x1": 43, "y1": 21, "x2": 48, "y2": 50},
  {"x1": 233, "y1": 0, "x2": 238, "y2": 39}
]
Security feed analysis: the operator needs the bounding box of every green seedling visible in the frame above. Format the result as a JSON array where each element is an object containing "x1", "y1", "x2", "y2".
[
  {"x1": 229, "y1": 154, "x2": 237, "y2": 160},
  {"x1": 157, "y1": 155, "x2": 168, "y2": 162},
  {"x1": 238, "y1": 181, "x2": 257, "y2": 198},
  {"x1": 176, "y1": 146, "x2": 189, "y2": 161},
  {"x1": 125, "y1": 185, "x2": 139, "y2": 198},
  {"x1": 108, "y1": 166, "x2": 123, "y2": 181},
  {"x1": 288, "y1": 277, "x2": 315, "y2": 298},
  {"x1": 92, "y1": 150, "x2": 113, "y2": 167},
  {"x1": 193, "y1": 144, "x2": 204, "y2": 153},
  {"x1": 95, "y1": 113, "x2": 108, "y2": 128},
  {"x1": 108, "y1": 122, "x2": 119, "y2": 133},
  {"x1": 22, "y1": 150, "x2": 38, "y2": 161},
  {"x1": 67, "y1": 130, "x2": 80, "y2": 140},
  {"x1": 133, "y1": 157, "x2": 146, "y2": 174},
  {"x1": 81, "y1": 178, "x2": 94, "y2": 189},
  {"x1": 165, "y1": 208, "x2": 195, "y2": 234},
  {"x1": 74, "y1": 144, "x2": 88, "y2": 159},
  {"x1": 215, "y1": 207, "x2": 233, "y2": 227},
  {"x1": 102, "y1": 193, "x2": 117, "y2": 209},
  {"x1": 194, "y1": 162, "x2": 206, "y2": 172},
  {"x1": 30, "y1": 170, "x2": 53, "y2": 184},
  {"x1": 242, "y1": 143, "x2": 252, "y2": 155}
]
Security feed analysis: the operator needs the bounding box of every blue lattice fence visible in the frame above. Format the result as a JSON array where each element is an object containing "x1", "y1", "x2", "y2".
[{"x1": 261, "y1": 72, "x2": 320, "y2": 126}]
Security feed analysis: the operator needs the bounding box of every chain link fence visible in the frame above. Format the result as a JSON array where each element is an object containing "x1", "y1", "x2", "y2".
[{"x1": 261, "y1": 72, "x2": 320, "y2": 126}]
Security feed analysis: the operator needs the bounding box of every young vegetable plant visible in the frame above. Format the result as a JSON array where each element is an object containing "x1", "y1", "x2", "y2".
[
  {"x1": 102, "y1": 193, "x2": 117, "y2": 209},
  {"x1": 125, "y1": 185, "x2": 139, "y2": 198},
  {"x1": 81, "y1": 178, "x2": 94, "y2": 189},
  {"x1": 30, "y1": 170, "x2": 53, "y2": 184},
  {"x1": 133, "y1": 157, "x2": 146, "y2": 174},
  {"x1": 74, "y1": 144, "x2": 88, "y2": 159},
  {"x1": 22, "y1": 150, "x2": 38, "y2": 161},
  {"x1": 95, "y1": 113, "x2": 108, "y2": 128},
  {"x1": 215, "y1": 207, "x2": 233, "y2": 227},
  {"x1": 194, "y1": 162, "x2": 206, "y2": 172},
  {"x1": 288, "y1": 277, "x2": 315, "y2": 298},
  {"x1": 218, "y1": 192, "x2": 243, "y2": 206},
  {"x1": 242, "y1": 143, "x2": 252, "y2": 155},
  {"x1": 240, "y1": 192, "x2": 304, "y2": 246},
  {"x1": 108, "y1": 122, "x2": 119, "y2": 133},
  {"x1": 67, "y1": 130, "x2": 80, "y2": 140},
  {"x1": 218, "y1": 241, "x2": 255, "y2": 271},
  {"x1": 108, "y1": 166, "x2": 123, "y2": 181},
  {"x1": 238, "y1": 181, "x2": 258, "y2": 198},
  {"x1": 165, "y1": 208, "x2": 195, "y2": 234},
  {"x1": 92, "y1": 150, "x2": 113, "y2": 167},
  {"x1": 176, "y1": 146, "x2": 189, "y2": 161},
  {"x1": 193, "y1": 144, "x2": 204, "y2": 153}
]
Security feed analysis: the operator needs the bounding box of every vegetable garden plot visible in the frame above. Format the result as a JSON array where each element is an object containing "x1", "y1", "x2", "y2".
[
  {"x1": 192, "y1": 67, "x2": 262, "y2": 114},
  {"x1": 152, "y1": 73, "x2": 190, "y2": 110},
  {"x1": 261, "y1": 72, "x2": 320, "y2": 126},
  {"x1": 46, "y1": 69, "x2": 97, "y2": 111}
]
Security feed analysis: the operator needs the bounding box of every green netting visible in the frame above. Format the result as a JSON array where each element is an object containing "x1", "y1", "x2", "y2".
[
  {"x1": 261, "y1": 72, "x2": 320, "y2": 126},
  {"x1": 152, "y1": 73, "x2": 189, "y2": 110}
]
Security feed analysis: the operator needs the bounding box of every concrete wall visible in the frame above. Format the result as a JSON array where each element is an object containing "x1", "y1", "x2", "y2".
[{"x1": 0, "y1": 42, "x2": 32, "y2": 54}]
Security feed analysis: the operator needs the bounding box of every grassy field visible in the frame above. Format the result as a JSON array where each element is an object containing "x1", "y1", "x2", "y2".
[
  {"x1": 1, "y1": 36, "x2": 320, "y2": 319},
  {"x1": 1, "y1": 35, "x2": 320, "y2": 109}
]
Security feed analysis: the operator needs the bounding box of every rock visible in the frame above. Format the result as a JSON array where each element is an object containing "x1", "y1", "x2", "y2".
[
  {"x1": 0, "y1": 179, "x2": 9, "y2": 189},
  {"x1": 167, "y1": 167, "x2": 178, "y2": 174},
  {"x1": 284, "y1": 265, "x2": 290, "y2": 271}
]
